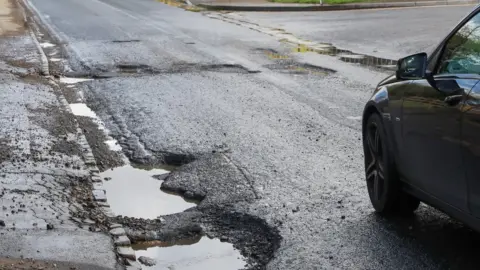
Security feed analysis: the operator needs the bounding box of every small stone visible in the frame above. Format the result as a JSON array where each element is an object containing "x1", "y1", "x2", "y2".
[
  {"x1": 92, "y1": 190, "x2": 107, "y2": 201},
  {"x1": 341, "y1": 215, "x2": 345, "y2": 220},
  {"x1": 125, "y1": 259, "x2": 142, "y2": 270},
  {"x1": 117, "y1": 247, "x2": 136, "y2": 260},
  {"x1": 138, "y1": 256, "x2": 156, "y2": 266},
  {"x1": 0, "y1": 220, "x2": 5, "y2": 227},
  {"x1": 292, "y1": 206, "x2": 300, "y2": 213},
  {"x1": 102, "y1": 207, "x2": 115, "y2": 218},
  {"x1": 114, "y1": 235, "x2": 131, "y2": 246},
  {"x1": 109, "y1": 223, "x2": 122, "y2": 229},
  {"x1": 83, "y1": 218, "x2": 95, "y2": 225},
  {"x1": 104, "y1": 177, "x2": 112, "y2": 181},
  {"x1": 110, "y1": 227, "x2": 126, "y2": 236},
  {"x1": 329, "y1": 256, "x2": 334, "y2": 259},
  {"x1": 46, "y1": 224, "x2": 54, "y2": 230}
]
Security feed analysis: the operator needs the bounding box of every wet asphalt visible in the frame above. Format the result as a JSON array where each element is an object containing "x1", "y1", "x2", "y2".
[
  {"x1": 234, "y1": 5, "x2": 476, "y2": 60},
  {"x1": 25, "y1": 0, "x2": 480, "y2": 269}
]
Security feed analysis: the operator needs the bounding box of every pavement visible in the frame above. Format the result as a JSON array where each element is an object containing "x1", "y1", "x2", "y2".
[
  {"x1": 0, "y1": 0, "x2": 119, "y2": 268},
  {"x1": 18, "y1": 0, "x2": 480, "y2": 269}
]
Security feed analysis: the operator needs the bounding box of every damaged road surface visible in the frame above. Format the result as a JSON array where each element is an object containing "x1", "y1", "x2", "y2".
[{"x1": 20, "y1": 0, "x2": 480, "y2": 269}]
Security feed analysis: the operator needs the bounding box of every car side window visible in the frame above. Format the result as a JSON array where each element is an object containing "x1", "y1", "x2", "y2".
[{"x1": 437, "y1": 12, "x2": 480, "y2": 75}]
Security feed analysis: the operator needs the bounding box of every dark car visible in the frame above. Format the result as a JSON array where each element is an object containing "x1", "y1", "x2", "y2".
[{"x1": 362, "y1": 5, "x2": 480, "y2": 229}]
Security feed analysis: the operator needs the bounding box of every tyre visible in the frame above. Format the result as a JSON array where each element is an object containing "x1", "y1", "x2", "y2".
[{"x1": 363, "y1": 113, "x2": 420, "y2": 215}]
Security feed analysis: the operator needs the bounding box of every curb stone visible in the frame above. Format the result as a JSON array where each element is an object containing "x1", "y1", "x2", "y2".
[
  {"x1": 18, "y1": 0, "x2": 142, "y2": 268},
  {"x1": 197, "y1": 0, "x2": 478, "y2": 11}
]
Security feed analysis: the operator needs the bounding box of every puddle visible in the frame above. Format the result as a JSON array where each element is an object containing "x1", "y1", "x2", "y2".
[
  {"x1": 59, "y1": 77, "x2": 93, "y2": 84},
  {"x1": 101, "y1": 165, "x2": 196, "y2": 218},
  {"x1": 132, "y1": 236, "x2": 247, "y2": 270},
  {"x1": 40, "y1": 42, "x2": 55, "y2": 48},
  {"x1": 69, "y1": 103, "x2": 98, "y2": 118},
  {"x1": 294, "y1": 43, "x2": 396, "y2": 69}
]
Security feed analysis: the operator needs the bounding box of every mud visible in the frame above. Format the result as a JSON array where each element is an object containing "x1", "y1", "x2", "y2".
[{"x1": 28, "y1": 103, "x2": 78, "y2": 138}]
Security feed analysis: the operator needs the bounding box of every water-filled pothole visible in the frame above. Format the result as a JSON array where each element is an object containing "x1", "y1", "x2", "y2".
[
  {"x1": 101, "y1": 165, "x2": 196, "y2": 219},
  {"x1": 132, "y1": 236, "x2": 247, "y2": 269}
]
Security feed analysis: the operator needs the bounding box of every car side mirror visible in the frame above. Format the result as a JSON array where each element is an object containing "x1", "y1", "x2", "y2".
[{"x1": 396, "y1": 52, "x2": 428, "y2": 80}]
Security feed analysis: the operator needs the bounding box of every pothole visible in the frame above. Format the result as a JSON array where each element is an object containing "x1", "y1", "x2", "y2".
[
  {"x1": 101, "y1": 165, "x2": 197, "y2": 219},
  {"x1": 294, "y1": 43, "x2": 396, "y2": 69},
  {"x1": 264, "y1": 62, "x2": 335, "y2": 76},
  {"x1": 132, "y1": 235, "x2": 247, "y2": 269},
  {"x1": 61, "y1": 63, "x2": 258, "y2": 79},
  {"x1": 254, "y1": 48, "x2": 290, "y2": 60}
]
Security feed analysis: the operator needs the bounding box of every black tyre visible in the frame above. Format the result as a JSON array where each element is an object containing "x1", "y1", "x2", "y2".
[{"x1": 363, "y1": 113, "x2": 420, "y2": 215}]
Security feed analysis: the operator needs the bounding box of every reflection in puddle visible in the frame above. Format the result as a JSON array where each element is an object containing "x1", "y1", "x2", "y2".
[
  {"x1": 132, "y1": 236, "x2": 247, "y2": 270},
  {"x1": 101, "y1": 165, "x2": 196, "y2": 218}
]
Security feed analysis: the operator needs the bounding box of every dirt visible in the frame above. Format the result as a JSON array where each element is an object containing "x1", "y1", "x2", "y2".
[{"x1": 0, "y1": 0, "x2": 26, "y2": 37}]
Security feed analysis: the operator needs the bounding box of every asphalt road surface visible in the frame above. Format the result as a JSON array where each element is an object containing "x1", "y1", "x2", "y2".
[
  {"x1": 25, "y1": 0, "x2": 480, "y2": 269},
  {"x1": 236, "y1": 5, "x2": 476, "y2": 59}
]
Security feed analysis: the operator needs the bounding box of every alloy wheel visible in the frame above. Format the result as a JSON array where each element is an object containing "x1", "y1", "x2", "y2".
[{"x1": 365, "y1": 122, "x2": 385, "y2": 202}]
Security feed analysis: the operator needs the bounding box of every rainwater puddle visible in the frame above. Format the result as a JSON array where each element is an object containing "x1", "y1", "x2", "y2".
[
  {"x1": 60, "y1": 77, "x2": 93, "y2": 84},
  {"x1": 101, "y1": 165, "x2": 196, "y2": 219},
  {"x1": 132, "y1": 236, "x2": 247, "y2": 270},
  {"x1": 293, "y1": 43, "x2": 397, "y2": 69}
]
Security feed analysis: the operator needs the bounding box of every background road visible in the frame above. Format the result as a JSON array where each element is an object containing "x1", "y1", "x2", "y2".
[
  {"x1": 26, "y1": 0, "x2": 480, "y2": 269},
  {"x1": 235, "y1": 5, "x2": 476, "y2": 59}
]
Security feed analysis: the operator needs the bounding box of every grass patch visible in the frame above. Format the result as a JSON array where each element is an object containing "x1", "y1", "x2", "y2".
[{"x1": 269, "y1": 0, "x2": 370, "y2": 4}]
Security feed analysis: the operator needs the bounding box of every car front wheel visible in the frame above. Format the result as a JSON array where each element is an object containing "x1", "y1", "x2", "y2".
[{"x1": 363, "y1": 113, "x2": 420, "y2": 215}]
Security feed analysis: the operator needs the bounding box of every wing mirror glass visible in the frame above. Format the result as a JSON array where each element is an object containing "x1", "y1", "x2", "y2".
[{"x1": 396, "y1": 52, "x2": 428, "y2": 80}]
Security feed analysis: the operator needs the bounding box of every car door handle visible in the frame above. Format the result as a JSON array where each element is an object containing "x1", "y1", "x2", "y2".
[{"x1": 444, "y1": 94, "x2": 464, "y2": 106}]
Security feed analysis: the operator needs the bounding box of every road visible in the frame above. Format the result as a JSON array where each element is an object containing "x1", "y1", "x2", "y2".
[
  {"x1": 234, "y1": 5, "x2": 475, "y2": 60},
  {"x1": 23, "y1": 0, "x2": 480, "y2": 269}
]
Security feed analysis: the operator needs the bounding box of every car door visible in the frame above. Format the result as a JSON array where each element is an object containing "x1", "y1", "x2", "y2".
[
  {"x1": 400, "y1": 12, "x2": 480, "y2": 211},
  {"x1": 463, "y1": 82, "x2": 480, "y2": 218}
]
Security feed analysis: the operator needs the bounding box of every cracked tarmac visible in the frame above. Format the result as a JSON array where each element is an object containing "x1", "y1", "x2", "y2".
[{"x1": 9, "y1": 0, "x2": 480, "y2": 269}]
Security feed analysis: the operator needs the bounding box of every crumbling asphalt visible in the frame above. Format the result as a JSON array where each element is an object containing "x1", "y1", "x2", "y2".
[{"x1": 20, "y1": 0, "x2": 480, "y2": 269}]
